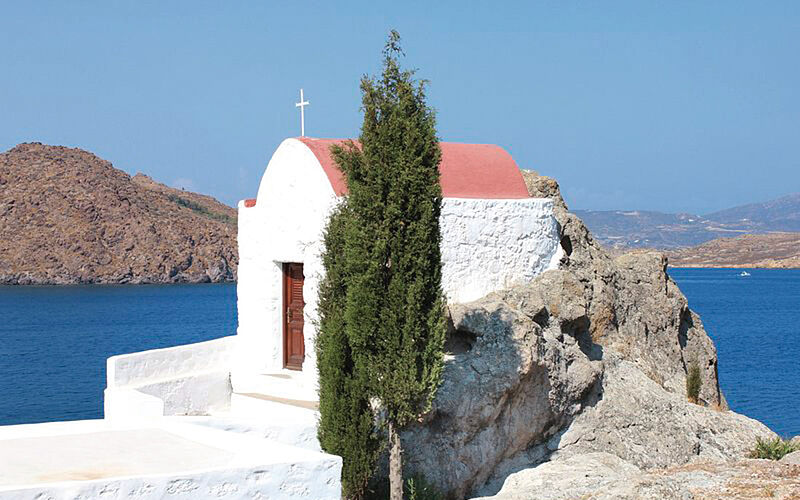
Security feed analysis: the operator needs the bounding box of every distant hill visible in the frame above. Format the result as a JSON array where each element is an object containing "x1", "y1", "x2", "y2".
[
  {"x1": 573, "y1": 193, "x2": 800, "y2": 250},
  {"x1": 0, "y1": 143, "x2": 238, "y2": 284},
  {"x1": 666, "y1": 232, "x2": 800, "y2": 269},
  {"x1": 705, "y1": 194, "x2": 800, "y2": 231}
]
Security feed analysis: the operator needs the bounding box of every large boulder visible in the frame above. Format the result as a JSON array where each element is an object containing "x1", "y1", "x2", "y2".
[
  {"x1": 400, "y1": 276, "x2": 604, "y2": 498},
  {"x1": 474, "y1": 453, "x2": 800, "y2": 499},
  {"x1": 782, "y1": 451, "x2": 800, "y2": 465},
  {"x1": 394, "y1": 174, "x2": 776, "y2": 498},
  {"x1": 548, "y1": 357, "x2": 769, "y2": 470}
]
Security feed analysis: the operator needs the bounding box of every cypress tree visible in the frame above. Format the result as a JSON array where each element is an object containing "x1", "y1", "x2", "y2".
[
  {"x1": 317, "y1": 202, "x2": 382, "y2": 498},
  {"x1": 316, "y1": 30, "x2": 446, "y2": 500}
]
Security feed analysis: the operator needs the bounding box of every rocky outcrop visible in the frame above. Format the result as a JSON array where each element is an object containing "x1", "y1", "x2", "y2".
[
  {"x1": 782, "y1": 451, "x2": 800, "y2": 466},
  {"x1": 475, "y1": 453, "x2": 800, "y2": 499},
  {"x1": 520, "y1": 170, "x2": 566, "y2": 212},
  {"x1": 395, "y1": 173, "x2": 778, "y2": 499},
  {"x1": 0, "y1": 143, "x2": 237, "y2": 284}
]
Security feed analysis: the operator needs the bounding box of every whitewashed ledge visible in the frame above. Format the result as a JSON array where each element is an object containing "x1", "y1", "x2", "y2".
[
  {"x1": 105, "y1": 336, "x2": 237, "y2": 419},
  {"x1": 0, "y1": 418, "x2": 341, "y2": 499},
  {"x1": 0, "y1": 335, "x2": 341, "y2": 499}
]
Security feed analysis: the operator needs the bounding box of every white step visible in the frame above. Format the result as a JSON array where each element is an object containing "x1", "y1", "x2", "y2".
[
  {"x1": 231, "y1": 371, "x2": 318, "y2": 402},
  {"x1": 202, "y1": 392, "x2": 321, "y2": 451},
  {"x1": 230, "y1": 392, "x2": 318, "y2": 418}
]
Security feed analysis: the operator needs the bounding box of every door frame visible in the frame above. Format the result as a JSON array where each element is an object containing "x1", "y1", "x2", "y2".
[{"x1": 282, "y1": 262, "x2": 305, "y2": 370}]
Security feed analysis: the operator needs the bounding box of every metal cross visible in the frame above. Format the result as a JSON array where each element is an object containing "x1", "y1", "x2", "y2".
[{"x1": 295, "y1": 89, "x2": 309, "y2": 137}]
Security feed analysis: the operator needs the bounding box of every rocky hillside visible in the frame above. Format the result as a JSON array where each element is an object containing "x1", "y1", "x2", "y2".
[
  {"x1": 570, "y1": 192, "x2": 800, "y2": 250},
  {"x1": 0, "y1": 143, "x2": 237, "y2": 284},
  {"x1": 666, "y1": 232, "x2": 800, "y2": 269},
  {"x1": 707, "y1": 193, "x2": 800, "y2": 230},
  {"x1": 393, "y1": 171, "x2": 790, "y2": 499}
]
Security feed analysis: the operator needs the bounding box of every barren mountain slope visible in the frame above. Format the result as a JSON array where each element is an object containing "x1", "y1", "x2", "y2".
[
  {"x1": 0, "y1": 143, "x2": 238, "y2": 284},
  {"x1": 666, "y1": 232, "x2": 800, "y2": 269},
  {"x1": 566, "y1": 189, "x2": 800, "y2": 251}
]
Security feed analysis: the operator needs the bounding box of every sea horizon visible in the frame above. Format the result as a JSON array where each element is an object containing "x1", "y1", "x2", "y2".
[{"x1": 0, "y1": 268, "x2": 797, "y2": 437}]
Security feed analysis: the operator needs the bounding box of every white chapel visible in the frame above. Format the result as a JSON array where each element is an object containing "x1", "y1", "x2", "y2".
[
  {"x1": 93, "y1": 134, "x2": 563, "y2": 498},
  {"x1": 232, "y1": 137, "x2": 563, "y2": 402}
]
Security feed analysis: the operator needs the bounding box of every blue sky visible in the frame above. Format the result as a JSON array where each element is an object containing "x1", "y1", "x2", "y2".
[{"x1": 1, "y1": 1, "x2": 797, "y2": 213}]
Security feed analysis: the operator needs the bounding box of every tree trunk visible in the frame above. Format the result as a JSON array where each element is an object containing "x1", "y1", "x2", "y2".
[{"x1": 389, "y1": 421, "x2": 404, "y2": 500}]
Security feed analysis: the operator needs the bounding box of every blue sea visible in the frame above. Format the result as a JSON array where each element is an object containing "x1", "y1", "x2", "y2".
[
  {"x1": 0, "y1": 284, "x2": 236, "y2": 426},
  {"x1": 0, "y1": 270, "x2": 797, "y2": 437},
  {"x1": 668, "y1": 268, "x2": 800, "y2": 438}
]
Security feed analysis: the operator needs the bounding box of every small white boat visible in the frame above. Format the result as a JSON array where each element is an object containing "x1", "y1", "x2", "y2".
[{"x1": 739, "y1": 271, "x2": 751, "y2": 277}]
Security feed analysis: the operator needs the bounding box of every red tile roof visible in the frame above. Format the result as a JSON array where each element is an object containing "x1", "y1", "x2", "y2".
[{"x1": 297, "y1": 137, "x2": 530, "y2": 199}]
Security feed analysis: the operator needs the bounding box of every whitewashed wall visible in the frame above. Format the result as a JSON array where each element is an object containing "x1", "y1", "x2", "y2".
[
  {"x1": 105, "y1": 336, "x2": 235, "y2": 419},
  {"x1": 440, "y1": 198, "x2": 562, "y2": 303},
  {"x1": 235, "y1": 138, "x2": 338, "y2": 395},
  {"x1": 235, "y1": 139, "x2": 563, "y2": 398}
]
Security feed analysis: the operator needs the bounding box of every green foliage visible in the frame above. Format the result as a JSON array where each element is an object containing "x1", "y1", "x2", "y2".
[
  {"x1": 167, "y1": 194, "x2": 235, "y2": 224},
  {"x1": 316, "y1": 30, "x2": 446, "y2": 499},
  {"x1": 317, "y1": 204, "x2": 381, "y2": 498},
  {"x1": 686, "y1": 359, "x2": 702, "y2": 404},
  {"x1": 365, "y1": 473, "x2": 443, "y2": 500},
  {"x1": 749, "y1": 437, "x2": 800, "y2": 460},
  {"x1": 336, "y1": 27, "x2": 446, "y2": 429},
  {"x1": 405, "y1": 474, "x2": 444, "y2": 500}
]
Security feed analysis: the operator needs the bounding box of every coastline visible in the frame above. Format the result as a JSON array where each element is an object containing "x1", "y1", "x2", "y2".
[
  {"x1": 0, "y1": 280, "x2": 237, "y2": 286},
  {"x1": 667, "y1": 265, "x2": 800, "y2": 269}
]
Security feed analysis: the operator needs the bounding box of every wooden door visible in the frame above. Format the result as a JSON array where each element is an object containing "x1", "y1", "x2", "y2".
[{"x1": 283, "y1": 263, "x2": 305, "y2": 370}]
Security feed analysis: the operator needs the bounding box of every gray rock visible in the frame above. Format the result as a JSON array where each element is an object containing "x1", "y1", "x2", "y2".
[
  {"x1": 547, "y1": 355, "x2": 772, "y2": 470},
  {"x1": 473, "y1": 452, "x2": 642, "y2": 500},
  {"x1": 399, "y1": 258, "x2": 772, "y2": 497},
  {"x1": 781, "y1": 450, "x2": 800, "y2": 465},
  {"x1": 390, "y1": 180, "x2": 779, "y2": 498},
  {"x1": 400, "y1": 290, "x2": 604, "y2": 498},
  {"x1": 519, "y1": 172, "x2": 568, "y2": 213},
  {"x1": 471, "y1": 354, "x2": 773, "y2": 498},
  {"x1": 475, "y1": 455, "x2": 800, "y2": 500}
]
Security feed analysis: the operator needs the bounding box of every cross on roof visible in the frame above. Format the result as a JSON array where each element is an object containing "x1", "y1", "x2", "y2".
[{"x1": 295, "y1": 89, "x2": 309, "y2": 137}]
